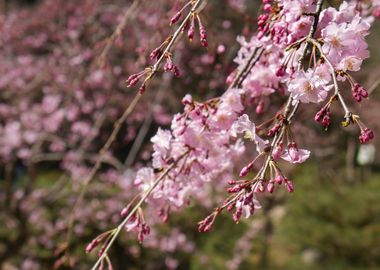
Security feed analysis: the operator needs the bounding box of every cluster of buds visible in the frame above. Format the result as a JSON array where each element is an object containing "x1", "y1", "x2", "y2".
[
  {"x1": 266, "y1": 112, "x2": 288, "y2": 137},
  {"x1": 126, "y1": 2, "x2": 210, "y2": 95},
  {"x1": 185, "y1": 12, "x2": 208, "y2": 47},
  {"x1": 359, "y1": 127, "x2": 374, "y2": 144},
  {"x1": 120, "y1": 205, "x2": 151, "y2": 243},
  {"x1": 257, "y1": 0, "x2": 275, "y2": 39},
  {"x1": 164, "y1": 54, "x2": 181, "y2": 77},
  {"x1": 150, "y1": 38, "x2": 171, "y2": 61},
  {"x1": 217, "y1": 157, "x2": 295, "y2": 224},
  {"x1": 351, "y1": 115, "x2": 375, "y2": 144},
  {"x1": 351, "y1": 83, "x2": 368, "y2": 102},
  {"x1": 85, "y1": 231, "x2": 113, "y2": 255},
  {"x1": 315, "y1": 102, "x2": 332, "y2": 128},
  {"x1": 126, "y1": 69, "x2": 151, "y2": 94},
  {"x1": 257, "y1": 14, "x2": 269, "y2": 36},
  {"x1": 198, "y1": 212, "x2": 218, "y2": 232}
]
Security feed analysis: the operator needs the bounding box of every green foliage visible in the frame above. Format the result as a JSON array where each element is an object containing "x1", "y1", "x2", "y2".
[{"x1": 276, "y1": 166, "x2": 380, "y2": 270}]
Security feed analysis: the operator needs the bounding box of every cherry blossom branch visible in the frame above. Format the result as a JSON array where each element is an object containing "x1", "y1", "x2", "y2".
[
  {"x1": 266, "y1": 0, "x2": 329, "y2": 172},
  {"x1": 200, "y1": 0, "x2": 326, "y2": 227},
  {"x1": 127, "y1": 0, "x2": 206, "y2": 92},
  {"x1": 257, "y1": 0, "x2": 325, "y2": 186},
  {"x1": 90, "y1": 150, "x2": 190, "y2": 270},
  {"x1": 88, "y1": 1, "x2": 273, "y2": 261},
  {"x1": 64, "y1": 0, "x2": 207, "y2": 253},
  {"x1": 307, "y1": 37, "x2": 352, "y2": 118}
]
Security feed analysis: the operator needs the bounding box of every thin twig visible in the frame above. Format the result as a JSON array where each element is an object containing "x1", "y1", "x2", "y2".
[
  {"x1": 98, "y1": 0, "x2": 141, "y2": 66},
  {"x1": 91, "y1": 151, "x2": 189, "y2": 270}
]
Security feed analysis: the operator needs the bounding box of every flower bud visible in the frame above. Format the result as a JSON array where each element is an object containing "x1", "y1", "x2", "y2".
[
  {"x1": 267, "y1": 181, "x2": 275, "y2": 193},
  {"x1": 284, "y1": 178, "x2": 294, "y2": 193},
  {"x1": 359, "y1": 128, "x2": 374, "y2": 144},
  {"x1": 170, "y1": 11, "x2": 182, "y2": 25},
  {"x1": 272, "y1": 143, "x2": 283, "y2": 160},
  {"x1": 275, "y1": 174, "x2": 284, "y2": 185}
]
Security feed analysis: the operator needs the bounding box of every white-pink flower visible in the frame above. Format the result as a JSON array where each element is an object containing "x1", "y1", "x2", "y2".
[
  {"x1": 281, "y1": 143, "x2": 310, "y2": 164},
  {"x1": 135, "y1": 167, "x2": 155, "y2": 192},
  {"x1": 288, "y1": 69, "x2": 332, "y2": 103},
  {"x1": 236, "y1": 195, "x2": 262, "y2": 219},
  {"x1": 230, "y1": 114, "x2": 268, "y2": 153}
]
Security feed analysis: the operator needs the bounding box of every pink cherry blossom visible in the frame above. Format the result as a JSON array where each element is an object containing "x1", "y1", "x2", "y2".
[
  {"x1": 230, "y1": 114, "x2": 268, "y2": 153},
  {"x1": 281, "y1": 143, "x2": 311, "y2": 164},
  {"x1": 288, "y1": 69, "x2": 332, "y2": 104}
]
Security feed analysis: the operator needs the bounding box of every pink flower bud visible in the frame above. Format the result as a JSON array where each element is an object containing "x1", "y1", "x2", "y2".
[
  {"x1": 267, "y1": 123, "x2": 281, "y2": 137},
  {"x1": 359, "y1": 128, "x2": 374, "y2": 144},
  {"x1": 181, "y1": 94, "x2": 193, "y2": 105},
  {"x1": 233, "y1": 207, "x2": 242, "y2": 223},
  {"x1": 267, "y1": 181, "x2": 275, "y2": 193},
  {"x1": 199, "y1": 25, "x2": 207, "y2": 40},
  {"x1": 127, "y1": 73, "x2": 141, "y2": 87},
  {"x1": 170, "y1": 11, "x2": 182, "y2": 25},
  {"x1": 276, "y1": 65, "x2": 286, "y2": 77},
  {"x1": 188, "y1": 18, "x2": 195, "y2": 41},
  {"x1": 254, "y1": 181, "x2": 265, "y2": 193},
  {"x1": 239, "y1": 162, "x2": 253, "y2": 177},
  {"x1": 314, "y1": 107, "x2": 326, "y2": 122},
  {"x1": 227, "y1": 179, "x2": 237, "y2": 185},
  {"x1": 285, "y1": 178, "x2": 294, "y2": 193},
  {"x1": 150, "y1": 47, "x2": 162, "y2": 60},
  {"x1": 201, "y1": 39, "x2": 208, "y2": 48},
  {"x1": 272, "y1": 143, "x2": 283, "y2": 160},
  {"x1": 275, "y1": 174, "x2": 284, "y2": 185},
  {"x1": 226, "y1": 71, "x2": 236, "y2": 85},
  {"x1": 85, "y1": 238, "x2": 101, "y2": 253},
  {"x1": 256, "y1": 100, "x2": 265, "y2": 114},
  {"x1": 227, "y1": 203, "x2": 236, "y2": 212},
  {"x1": 85, "y1": 242, "x2": 95, "y2": 253},
  {"x1": 198, "y1": 214, "x2": 216, "y2": 232},
  {"x1": 373, "y1": 7, "x2": 380, "y2": 18},
  {"x1": 164, "y1": 58, "x2": 174, "y2": 71},
  {"x1": 352, "y1": 83, "x2": 368, "y2": 103},
  {"x1": 227, "y1": 184, "x2": 245, "y2": 193},
  {"x1": 138, "y1": 83, "x2": 146, "y2": 94},
  {"x1": 172, "y1": 66, "x2": 181, "y2": 77},
  {"x1": 199, "y1": 26, "x2": 208, "y2": 47},
  {"x1": 264, "y1": 4, "x2": 272, "y2": 12},
  {"x1": 322, "y1": 113, "x2": 330, "y2": 127},
  {"x1": 120, "y1": 205, "x2": 131, "y2": 218}
]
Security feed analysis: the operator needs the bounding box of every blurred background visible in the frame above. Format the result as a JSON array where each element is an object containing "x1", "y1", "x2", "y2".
[{"x1": 1, "y1": 0, "x2": 380, "y2": 269}]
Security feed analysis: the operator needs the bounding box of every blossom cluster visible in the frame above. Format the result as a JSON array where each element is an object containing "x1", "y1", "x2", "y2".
[{"x1": 121, "y1": 0, "x2": 378, "y2": 240}]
